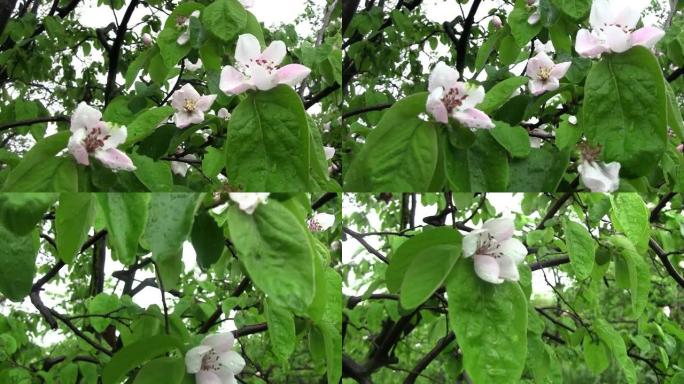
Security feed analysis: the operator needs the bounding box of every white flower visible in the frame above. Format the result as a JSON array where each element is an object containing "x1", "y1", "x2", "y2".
[
  {"x1": 142, "y1": 33, "x2": 153, "y2": 46},
  {"x1": 240, "y1": 0, "x2": 254, "y2": 7},
  {"x1": 229, "y1": 193, "x2": 269, "y2": 214},
  {"x1": 217, "y1": 108, "x2": 231, "y2": 120},
  {"x1": 308, "y1": 212, "x2": 335, "y2": 232},
  {"x1": 534, "y1": 40, "x2": 555, "y2": 54},
  {"x1": 490, "y1": 15, "x2": 502, "y2": 29},
  {"x1": 176, "y1": 11, "x2": 200, "y2": 45},
  {"x1": 220, "y1": 34, "x2": 311, "y2": 94},
  {"x1": 462, "y1": 218, "x2": 527, "y2": 284},
  {"x1": 171, "y1": 84, "x2": 217, "y2": 129},
  {"x1": 324, "y1": 146, "x2": 335, "y2": 161},
  {"x1": 185, "y1": 333, "x2": 245, "y2": 384},
  {"x1": 663, "y1": 306, "x2": 671, "y2": 317},
  {"x1": 568, "y1": 115, "x2": 577, "y2": 125},
  {"x1": 171, "y1": 154, "x2": 197, "y2": 177},
  {"x1": 525, "y1": 51, "x2": 571, "y2": 96},
  {"x1": 68, "y1": 102, "x2": 136, "y2": 171},
  {"x1": 527, "y1": 0, "x2": 540, "y2": 25},
  {"x1": 575, "y1": 0, "x2": 665, "y2": 58},
  {"x1": 426, "y1": 62, "x2": 495, "y2": 129},
  {"x1": 578, "y1": 160, "x2": 620, "y2": 192},
  {"x1": 184, "y1": 58, "x2": 203, "y2": 72}
]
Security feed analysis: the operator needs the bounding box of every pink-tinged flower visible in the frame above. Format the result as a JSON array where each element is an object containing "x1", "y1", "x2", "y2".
[
  {"x1": 575, "y1": 0, "x2": 665, "y2": 58},
  {"x1": 217, "y1": 108, "x2": 231, "y2": 120},
  {"x1": 462, "y1": 218, "x2": 527, "y2": 284},
  {"x1": 534, "y1": 40, "x2": 554, "y2": 54},
  {"x1": 229, "y1": 193, "x2": 269, "y2": 214},
  {"x1": 184, "y1": 58, "x2": 203, "y2": 72},
  {"x1": 171, "y1": 84, "x2": 216, "y2": 129},
  {"x1": 527, "y1": 0, "x2": 540, "y2": 25},
  {"x1": 185, "y1": 333, "x2": 245, "y2": 384},
  {"x1": 490, "y1": 16, "x2": 502, "y2": 29},
  {"x1": 142, "y1": 33, "x2": 153, "y2": 46},
  {"x1": 526, "y1": 52, "x2": 571, "y2": 96},
  {"x1": 308, "y1": 212, "x2": 335, "y2": 232},
  {"x1": 578, "y1": 160, "x2": 620, "y2": 192},
  {"x1": 324, "y1": 146, "x2": 335, "y2": 161},
  {"x1": 68, "y1": 102, "x2": 135, "y2": 171},
  {"x1": 176, "y1": 11, "x2": 200, "y2": 45},
  {"x1": 426, "y1": 62, "x2": 495, "y2": 129},
  {"x1": 171, "y1": 154, "x2": 197, "y2": 177},
  {"x1": 219, "y1": 34, "x2": 311, "y2": 95},
  {"x1": 677, "y1": 144, "x2": 684, "y2": 153}
]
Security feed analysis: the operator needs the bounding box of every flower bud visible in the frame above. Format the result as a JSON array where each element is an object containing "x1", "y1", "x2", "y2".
[
  {"x1": 490, "y1": 16, "x2": 502, "y2": 29},
  {"x1": 142, "y1": 33, "x2": 153, "y2": 46}
]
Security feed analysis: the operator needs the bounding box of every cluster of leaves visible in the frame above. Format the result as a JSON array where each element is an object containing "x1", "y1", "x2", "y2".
[
  {"x1": 342, "y1": 0, "x2": 684, "y2": 192},
  {"x1": 0, "y1": 0, "x2": 342, "y2": 192},
  {"x1": 0, "y1": 192, "x2": 342, "y2": 383},
  {"x1": 342, "y1": 192, "x2": 684, "y2": 383}
]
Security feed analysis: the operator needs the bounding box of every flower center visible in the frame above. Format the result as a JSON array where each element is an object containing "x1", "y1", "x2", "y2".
[
  {"x1": 176, "y1": 16, "x2": 188, "y2": 28},
  {"x1": 308, "y1": 219, "x2": 321, "y2": 232},
  {"x1": 201, "y1": 350, "x2": 221, "y2": 372},
  {"x1": 476, "y1": 233, "x2": 505, "y2": 259},
  {"x1": 83, "y1": 126, "x2": 110, "y2": 153},
  {"x1": 538, "y1": 67, "x2": 552, "y2": 81},
  {"x1": 184, "y1": 99, "x2": 197, "y2": 112},
  {"x1": 441, "y1": 88, "x2": 465, "y2": 113},
  {"x1": 250, "y1": 58, "x2": 277, "y2": 74}
]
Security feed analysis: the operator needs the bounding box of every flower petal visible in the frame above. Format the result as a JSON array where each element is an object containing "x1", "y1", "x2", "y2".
[
  {"x1": 71, "y1": 102, "x2": 102, "y2": 132},
  {"x1": 575, "y1": 29, "x2": 607, "y2": 58},
  {"x1": 462, "y1": 229, "x2": 487, "y2": 258},
  {"x1": 604, "y1": 25, "x2": 631, "y2": 53},
  {"x1": 630, "y1": 26, "x2": 665, "y2": 49},
  {"x1": 529, "y1": 79, "x2": 547, "y2": 96},
  {"x1": 426, "y1": 88, "x2": 448, "y2": 124},
  {"x1": 179, "y1": 83, "x2": 200, "y2": 101},
  {"x1": 196, "y1": 95, "x2": 217, "y2": 112},
  {"x1": 202, "y1": 333, "x2": 235, "y2": 354},
  {"x1": 275, "y1": 64, "x2": 311, "y2": 87},
  {"x1": 214, "y1": 366, "x2": 238, "y2": 384},
  {"x1": 68, "y1": 134, "x2": 90, "y2": 166},
  {"x1": 578, "y1": 161, "x2": 620, "y2": 192},
  {"x1": 313, "y1": 213, "x2": 336, "y2": 231},
  {"x1": 176, "y1": 31, "x2": 190, "y2": 45},
  {"x1": 473, "y1": 255, "x2": 503, "y2": 284},
  {"x1": 542, "y1": 76, "x2": 560, "y2": 93},
  {"x1": 461, "y1": 84, "x2": 485, "y2": 109},
  {"x1": 428, "y1": 62, "x2": 459, "y2": 93},
  {"x1": 482, "y1": 217, "x2": 515, "y2": 242},
  {"x1": 175, "y1": 112, "x2": 192, "y2": 129},
  {"x1": 103, "y1": 125, "x2": 127, "y2": 149},
  {"x1": 250, "y1": 65, "x2": 278, "y2": 91},
  {"x1": 499, "y1": 238, "x2": 527, "y2": 264},
  {"x1": 93, "y1": 148, "x2": 136, "y2": 171},
  {"x1": 551, "y1": 62, "x2": 571, "y2": 79},
  {"x1": 527, "y1": 11, "x2": 540, "y2": 25},
  {"x1": 171, "y1": 89, "x2": 186, "y2": 111},
  {"x1": 185, "y1": 345, "x2": 212, "y2": 374},
  {"x1": 220, "y1": 350, "x2": 246, "y2": 375},
  {"x1": 235, "y1": 34, "x2": 262, "y2": 65},
  {"x1": 260, "y1": 40, "x2": 287, "y2": 65},
  {"x1": 196, "y1": 371, "x2": 223, "y2": 384},
  {"x1": 324, "y1": 146, "x2": 335, "y2": 160},
  {"x1": 453, "y1": 108, "x2": 495, "y2": 129},
  {"x1": 171, "y1": 161, "x2": 191, "y2": 177},
  {"x1": 220, "y1": 66, "x2": 252, "y2": 95},
  {"x1": 496, "y1": 255, "x2": 520, "y2": 282}
]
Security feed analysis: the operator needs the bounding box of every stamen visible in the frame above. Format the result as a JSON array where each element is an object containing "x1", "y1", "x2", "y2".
[{"x1": 184, "y1": 99, "x2": 197, "y2": 112}]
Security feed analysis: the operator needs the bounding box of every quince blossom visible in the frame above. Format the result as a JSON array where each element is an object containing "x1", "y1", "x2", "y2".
[
  {"x1": 578, "y1": 161, "x2": 620, "y2": 192},
  {"x1": 217, "y1": 108, "x2": 231, "y2": 120},
  {"x1": 185, "y1": 333, "x2": 245, "y2": 384},
  {"x1": 490, "y1": 16, "x2": 502, "y2": 29},
  {"x1": 575, "y1": 0, "x2": 665, "y2": 58},
  {"x1": 426, "y1": 62, "x2": 495, "y2": 129},
  {"x1": 229, "y1": 193, "x2": 269, "y2": 214},
  {"x1": 219, "y1": 34, "x2": 311, "y2": 94},
  {"x1": 68, "y1": 102, "x2": 135, "y2": 171},
  {"x1": 142, "y1": 33, "x2": 153, "y2": 46},
  {"x1": 324, "y1": 146, "x2": 335, "y2": 161},
  {"x1": 526, "y1": 51, "x2": 570, "y2": 96},
  {"x1": 308, "y1": 212, "x2": 335, "y2": 232},
  {"x1": 172, "y1": 83, "x2": 216, "y2": 129},
  {"x1": 527, "y1": 0, "x2": 540, "y2": 25},
  {"x1": 462, "y1": 218, "x2": 527, "y2": 284},
  {"x1": 184, "y1": 58, "x2": 203, "y2": 72},
  {"x1": 171, "y1": 154, "x2": 197, "y2": 177},
  {"x1": 176, "y1": 11, "x2": 200, "y2": 46}
]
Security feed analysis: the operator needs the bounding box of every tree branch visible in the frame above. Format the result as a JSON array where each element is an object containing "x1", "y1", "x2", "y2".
[
  {"x1": 455, "y1": 0, "x2": 482, "y2": 78},
  {"x1": 403, "y1": 332, "x2": 455, "y2": 384},
  {"x1": 344, "y1": 226, "x2": 389, "y2": 263},
  {"x1": 0, "y1": 115, "x2": 69, "y2": 132},
  {"x1": 104, "y1": 0, "x2": 140, "y2": 104}
]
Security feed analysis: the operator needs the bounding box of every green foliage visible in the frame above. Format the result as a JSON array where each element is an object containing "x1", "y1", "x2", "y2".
[
  {"x1": 0, "y1": 222, "x2": 39, "y2": 301},
  {"x1": 97, "y1": 194, "x2": 150, "y2": 265},
  {"x1": 102, "y1": 335, "x2": 184, "y2": 384},
  {"x1": 56, "y1": 193, "x2": 96, "y2": 263},
  {"x1": 563, "y1": 219, "x2": 596, "y2": 280}
]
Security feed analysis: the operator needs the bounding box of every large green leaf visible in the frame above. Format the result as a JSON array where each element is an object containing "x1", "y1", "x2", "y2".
[
  {"x1": 226, "y1": 200, "x2": 315, "y2": 312},
  {"x1": 508, "y1": 145, "x2": 570, "y2": 191},
  {"x1": 444, "y1": 130, "x2": 509, "y2": 192},
  {"x1": 265, "y1": 299, "x2": 296, "y2": 362},
  {"x1": 563, "y1": 220, "x2": 596, "y2": 280},
  {"x1": 102, "y1": 335, "x2": 184, "y2": 384},
  {"x1": 226, "y1": 86, "x2": 311, "y2": 191},
  {"x1": 88, "y1": 293, "x2": 120, "y2": 333},
  {"x1": 97, "y1": 194, "x2": 150, "y2": 265},
  {"x1": 610, "y1": 194, "x2": 649, "y2": 252},
  {"x1": 56, "y1": 193, "x2": 95, "y2": 263},
  {"x1": 446, "y1": 258, "x2": 528, "y2": 384},
  {"x1": 490, "y1": 121, "x2": 531, "y2": 159},
  {"x1": 583, "y1": 47, "x2": 667, "y2": 177},
  {"x1": 551, "y1": 0, "x2": 591, "y2": 19},
  {"x1": 0, "y1": 223, "x2": 39, "y2": 302},
  {"x1": 2, "y1": 131, "x2": 69, "y2": 191},
  {"x1": 583, "y1": 334, "x2": 610, "y2": 374},
  {"x1": 344, "y1": 93, "x2": 439, "y2": 192},
  {"x1": 133, "y1": 357, "x2": 185, "y2": 384},
  {"x1": 130, "y1": 153, "x2": 174, "y2": 192},
  {"x1": 125, "y1": 107, "x2": 174, "y2": 146},
  {"x1": 191, "y1": 210, "x2": 224, "y2": 269},
  {"x1": 610, "y1": 236, "x2": 651, "y2": 319},
  {"x1": 479, "y1": 77, "x2": 528, "y2": 114},
  {"x1": 0, "y1": 193, "x2": 56, "y2": 235},
  {"x1": 594, "y1": 319, "x2": 636, "y2": 384},
  {"x1": 202, "y1": 0, "x2": 247, "y2": 41}
]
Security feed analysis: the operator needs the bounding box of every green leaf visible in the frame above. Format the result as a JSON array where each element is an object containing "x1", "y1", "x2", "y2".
[
  {"x1": 490, "y1": 121, "x2": 531, "y2": 158},
  {"x1": 344, "y1": 93, "x2": 439, "y2": 192},
  {"x1": 125, "y1": 106, "x2": 174, "y2": 145},
  {"x1": 157, "y1": 3, "x2": 204, "y2": 67},
  {"x1": 265, "y1": 299, "x2": 296, "y2": 362},
  {"x1": 508, "y1": 146, "x2": 570, "y2": 191},
  {"x1": 666, "y1": 82, "x2": 684, "y2": 140},
  {"x1": 102, "y1": 335, "x2": 184, "y2": 384},
  {"x1": 318, "y1": 323, "x2": 342, "y2": 384},
  {"x1": 563, "y1": 220, "x2": 596, "y2": 280},
  {"x1": 446, "y1": 258, "x2": 528, "y2": 384},
  {"x1": 130, "y1": 153, "x2": 174, "y2": 192},
  {"x1": 444, "y1": 130, "x2": 509, "y2": 191},
  {"x1": 191, "y1": 210, "x2": 224, "y2": 269},
  {"x1": 88, "y1": 293, "x2": 119, "y2": 332},
  {"x1": 0, "y1": 193, "x2": 56, "y2": 235},
  {"x1": 594, "y1": 319, "x2": 636, "y2": 384},
  {"x1": 97, "y1": 194, "x2": 150, "y2": 265},
  {"x1": 145, "y1": 193, "x2": 202, "y2": 260},
  {"x1": 555, "y1": 116, "x2": 581, "y2": 150},
  {"x1": 479, "y1": 77, "x2": 528, "y2": 114},
  {"x1": 226, "y1": 86, "x2": 311, "y2": 191},
  {"x1": 398, "y1": 230, "x2": 462, "y2": 309},
  {"x1": 583, "y1": 47, "x2": 667, "y2": 177},
  {"x1": 610, "y1": 194, "x2": 649, "y2": 252},
  {"x1": 582, "y1": 335, "x2": 610, "y2": 374},
  {"x1": 202, "y1": 146, "x2": 224, "y2": 178},
  {"x1": 551, "y1": 0, "x2": 591, "y2": 19},
  {"x1": 226, "y1": 199, "x2": 315, "y2": 312},
  {"x1": 56, "y1": 193, "x2": 96, "y2": 263},
  {"x1": 202, "y1": 0, "x2": 247, "y2": 42},
  {"x1": 475, "y1": 27, "x2": 506, "y2": 72},
  {"x1": 0, "y1": 223, "x2": 39, "y2": 302},
  {"x1": 2, "y1": 131, "x2": 69, "y2": 191},
  {"x1": 609, "y1": 236, "x2": 651, "y2": 319},
  {"x1": 509, "y1": 0, "x2": 543, "y2": 46},
  {"x1": 133, "y1": 357, "x2": 185, "y2": 384}
]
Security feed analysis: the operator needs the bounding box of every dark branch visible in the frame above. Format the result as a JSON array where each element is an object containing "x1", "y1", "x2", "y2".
[
  {"x1": 455, "y1": 0, "x2": 482, "y2": 78},
  {"x1": 104, "y1": 0, "x2": 140, "y2": 104},
  {"x1": 403, "y1": 332, "x2": 455, "y2": 384},
  {"x1": 0, "y1": 115, "x2": 69, "y2": 132}
]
